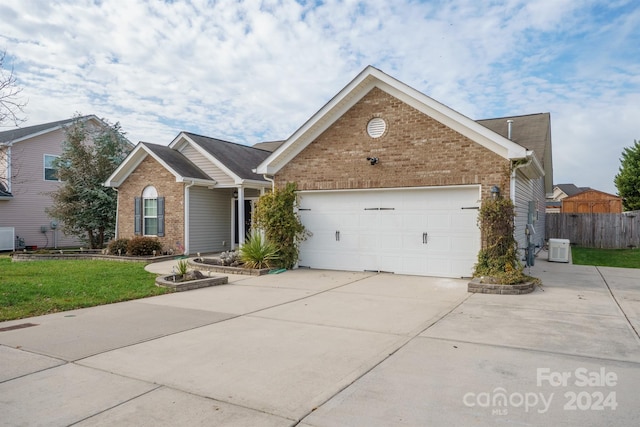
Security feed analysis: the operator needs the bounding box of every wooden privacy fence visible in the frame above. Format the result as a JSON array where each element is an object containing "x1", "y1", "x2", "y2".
[{"x1": 546, "y1": 211, "x2": 640, "y2": 249}]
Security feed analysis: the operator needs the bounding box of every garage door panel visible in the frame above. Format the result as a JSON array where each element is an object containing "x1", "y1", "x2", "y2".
[{"x1": 298, "y1": 187, "x2": 480, "y2": 278}]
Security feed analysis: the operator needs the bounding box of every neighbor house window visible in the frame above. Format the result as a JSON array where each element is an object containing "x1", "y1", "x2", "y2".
[
  {"x1": 134, "y1": 187, "x2": 165, "y2": 237},
  {"x1": 44, "y1": 155, "x2": 60, "y2": 181}
]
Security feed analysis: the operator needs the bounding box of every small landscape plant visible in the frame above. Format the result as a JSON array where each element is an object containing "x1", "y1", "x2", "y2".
[
  {"x1": 107, "y1": 238, "x2": 130, "y2": 255},
  {"x1": 239, "y1": 233, "x2": 279, "y2": 269},
  {"x1": 176, "y1": 259, "x2": 189, "y2": 275},
  {"x1": 127, "y1": 236, "x2": 163, "y2": 256}
]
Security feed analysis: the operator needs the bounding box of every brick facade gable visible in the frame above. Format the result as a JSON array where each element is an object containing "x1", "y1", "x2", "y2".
[
  {"x1": 275, "y1": 87, "x2": 508, "y2": 198},
  {"x1": 116, "y1": 155, "x2": 185, "y2": 253}
]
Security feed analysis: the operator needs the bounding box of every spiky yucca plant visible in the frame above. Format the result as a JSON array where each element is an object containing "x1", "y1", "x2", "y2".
[{"x1": 239, "y1": 233, "x2": 279, "y2": 269}]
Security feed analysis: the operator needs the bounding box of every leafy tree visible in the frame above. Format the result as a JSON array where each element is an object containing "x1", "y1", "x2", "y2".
[
  {"x1": 47, "y1": 115, "x2": 131, "y2": 248},
  {"x1": 252, "y1": 182, "x2": 308, "y2": 269},
  {"x1": 615, "y1": 139, "x2": 640, "y2": 211}
]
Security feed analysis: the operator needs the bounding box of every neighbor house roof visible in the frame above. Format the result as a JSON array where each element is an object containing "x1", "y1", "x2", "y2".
[
  {"x1": 554, "y1": 183, "x2": 590, "y2": 197},
  {"x1": 181, "y1": 132, "x2": 272, "y2": 182},
  {"x1": 256, "y1": 65, "x2": 543, "y2": 179},
  {"x1": 252, "y1": 140, "x2": 285, "y2": 152},
  {"x1": 0, "y1": 115, "x2": 96, "y2": 144}
]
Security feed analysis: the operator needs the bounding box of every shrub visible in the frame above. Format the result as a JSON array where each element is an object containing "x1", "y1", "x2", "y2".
[
  {"x1": 252, "y1": 182, "x2": 307, "y2": 269},
  {"x1": 239, "y1": 233, "x2": 279, "y2": 269},
  {"x1": 127, "y1": 236, "x2": 163, "y2": 256},
  {"x1": 107, "y1": 238, "x2": 130, "y2": 255},
  {"x1": 473, "y1": 196, "x2": 527, "y2": 284}
]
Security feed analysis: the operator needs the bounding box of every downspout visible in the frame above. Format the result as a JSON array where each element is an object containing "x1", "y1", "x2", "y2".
[
  {"x1": 511, "y1": 152, "x2": 535, "y2": 265},
  {"x1": 262, "y1": 174, "x2": 275, "y2": 191},
  {"x1": 113, "y1": 188, "x2": 119, "y2": 240},
  {"x1": 184, "y1": 180, "x2": 196, "y2": 254}
]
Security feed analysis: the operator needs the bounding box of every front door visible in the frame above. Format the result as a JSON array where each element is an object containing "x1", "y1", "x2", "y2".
[{"x1": 234, "y1": 199, "x2": 253, "y2": 245}]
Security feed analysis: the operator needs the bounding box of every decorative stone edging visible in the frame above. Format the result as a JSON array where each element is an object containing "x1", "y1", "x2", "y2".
[
  {"x1": 188, "y1": 259, "x2": 270, "y2": 276},
  {"x1": 467, "y1": 278, "x2": 536, "y2": 295},
  {"x1": 11, "y1": 253, "x2": 179, "y2": 263},
  {"x1": 155, "y1": 274, "x2": 228, "y2": 291}
]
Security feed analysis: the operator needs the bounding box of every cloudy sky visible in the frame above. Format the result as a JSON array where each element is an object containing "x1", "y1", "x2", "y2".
[{"x1": 1, "y1": 0, "x2": 638, "y2": 194}]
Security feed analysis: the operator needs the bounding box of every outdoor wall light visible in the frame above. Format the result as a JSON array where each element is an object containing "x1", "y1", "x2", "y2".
[
  {"x1": 233, "y1": 189, "x2": 238, "y2": 199},
  {"x1": 366, "y1": 157, "x2": 379, "y2": 165},
  {"x1": 490, "y1": 185, "x2": 501, "y2": 199}
]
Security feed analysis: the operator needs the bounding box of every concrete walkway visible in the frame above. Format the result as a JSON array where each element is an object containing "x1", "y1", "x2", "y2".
[{"x1": 1, "y1": 254, "x2": 639, "y2": 426}]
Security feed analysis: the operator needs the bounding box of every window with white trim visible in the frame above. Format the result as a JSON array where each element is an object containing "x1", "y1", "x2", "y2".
[
  {"x1": 142, "y1": 186, "x2": 158, "y2": 236},
  {"x1": 44, "y1": 154, "x2": 60, "y2": 181}
]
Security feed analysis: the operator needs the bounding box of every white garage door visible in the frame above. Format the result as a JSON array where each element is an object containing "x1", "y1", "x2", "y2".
[{"x1": 297, "y1": 186, "x2": 481, "y2": 278}]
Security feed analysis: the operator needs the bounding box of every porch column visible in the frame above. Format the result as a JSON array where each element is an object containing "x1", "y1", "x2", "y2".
[{"x1": 237, "y1": 186, "x2": 246, "y2": 246}]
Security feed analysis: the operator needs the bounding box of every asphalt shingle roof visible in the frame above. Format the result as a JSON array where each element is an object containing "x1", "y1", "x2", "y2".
[
  {"x1": 252, "y1": 140, "x2": 285, "y2": 153},
  {"x1": 184, "y1": 133, "x2": 272, "y2": 181},
  {"x1": 476, "y1": 113, "x2": 551, "y2": 165},
  {"x1": 141, "y1": 142, "x2": 211, "y2": 181},
  {"x1": 555, "y1": 183, "x2": 590, "y2": 197},
  {"x1": 0, "y1": 116, "x2": 87, "y2": 143}
]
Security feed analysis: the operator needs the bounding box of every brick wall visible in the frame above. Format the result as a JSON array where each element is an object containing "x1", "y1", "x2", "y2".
[
  {"x1": 276, "y1": 87, "x2": 509, "y2": 199},
  {"x1": 116, "y1": 156, "x2": 185, "y2": 253}
]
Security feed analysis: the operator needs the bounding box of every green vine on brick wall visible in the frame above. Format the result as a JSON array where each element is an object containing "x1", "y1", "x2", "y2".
[
  {"x1": 473, "y1": 195, "x2": 526, "y2": 284},
  {"x1": 252, "y1": 182, "x2": 308, "y2": 270}
]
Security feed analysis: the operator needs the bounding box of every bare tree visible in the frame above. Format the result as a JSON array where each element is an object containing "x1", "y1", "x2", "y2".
[
  {"x1": 0, "y1": 51, "x2": 27, "y2": 193},
  {"x1": 0, "y1": 50, "x2": 27, "y2": 126}
]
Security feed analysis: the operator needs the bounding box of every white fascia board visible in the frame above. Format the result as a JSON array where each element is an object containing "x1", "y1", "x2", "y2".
[
  {"x1": 104, "y1": 143, "x2": 148, "y2": 187},
  {"x1": 174, "y1": 133, "x2": 243, "y2": 184}
]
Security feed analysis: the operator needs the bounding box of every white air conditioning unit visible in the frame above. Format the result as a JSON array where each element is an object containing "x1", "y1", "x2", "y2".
[
  {"x1": 0, "y1": 227, "x2": 15, "y2": 251},
  {"x1": 548, "y1": 238, "x2": 570, "y2": 263}
]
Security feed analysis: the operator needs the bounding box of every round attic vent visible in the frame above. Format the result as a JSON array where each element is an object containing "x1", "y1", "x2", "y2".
[{"x1": 366, "y1": 117, "x2": 386, "y2": 138}]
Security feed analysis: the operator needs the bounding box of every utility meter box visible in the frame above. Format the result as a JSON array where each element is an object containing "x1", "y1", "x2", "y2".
[{"x1": 548, "y1": 238, "x2": 570, "y2": 263}]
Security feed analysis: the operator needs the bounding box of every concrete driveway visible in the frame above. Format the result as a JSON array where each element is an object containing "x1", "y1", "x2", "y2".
[{"x1": 1, "y1": 254, "x2": 639, "y2": 426}]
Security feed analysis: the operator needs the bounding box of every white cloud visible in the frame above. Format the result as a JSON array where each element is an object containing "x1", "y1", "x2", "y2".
[{"x1": 1, "y1": 0, "x2": 638, "y2": 194}]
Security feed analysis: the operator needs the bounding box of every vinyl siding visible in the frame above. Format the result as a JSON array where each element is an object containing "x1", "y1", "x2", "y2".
[
  {"x1": 0, "y1": 127, "x2": 85, "y2": 248},
  {"x1": 514, "y1": 171, "x2": 546, "y2": 258},
  {"x1": 179, "y1": 144, "x2": 235, "y2": 186},
  {"x1": 188, "y1": 186, "x2": 232, "y2": 254}
]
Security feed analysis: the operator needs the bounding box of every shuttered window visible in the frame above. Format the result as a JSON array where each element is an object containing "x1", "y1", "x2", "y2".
[{"x1": 136, "y1": 187, "x2": 164, "y2": 237}]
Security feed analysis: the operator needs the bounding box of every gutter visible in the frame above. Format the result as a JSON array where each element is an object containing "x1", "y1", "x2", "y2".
[{"x1": 510, "y1": 152, "x2": 533, "y2": 201}]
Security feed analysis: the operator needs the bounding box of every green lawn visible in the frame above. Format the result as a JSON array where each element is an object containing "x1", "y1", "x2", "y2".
[
  {"x1": 571, "y1": 247, "x2": 640, "y2": 269},
  {"x1": 0, "y1": 258, "x2": 170, "y2": 321}
]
